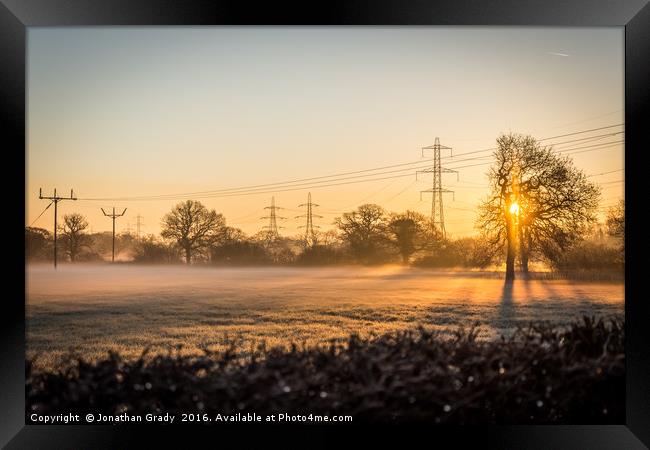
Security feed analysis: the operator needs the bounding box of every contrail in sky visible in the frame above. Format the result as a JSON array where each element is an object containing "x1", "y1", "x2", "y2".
[{"x1": 547, "y1": 51, "x2": 570, "y2": 57}]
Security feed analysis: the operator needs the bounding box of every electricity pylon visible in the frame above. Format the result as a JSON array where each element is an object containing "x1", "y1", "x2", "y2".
[
  {"x1": 418, "y1": 137, "x2": 457, "y2": 237},
  {"x1": 101, "y1": 207, "x2": 127, "y2": 262},
  {"x1": 296, "y1": 192, "x2": 322, "y2": 248},
  {"x1": 135, "y1": 214, "x2": 144, "y2": 239},
  {"x1": 261, "y1": 196, "x2": 285, "y2": 242},
  {"x1": 38, "y1": 188, "x2": 77, "y2": 269}
]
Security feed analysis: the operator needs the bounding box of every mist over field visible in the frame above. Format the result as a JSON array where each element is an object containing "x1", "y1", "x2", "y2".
[{"x1": 26, "y1": 264, "x2": 624, "y2": 370}]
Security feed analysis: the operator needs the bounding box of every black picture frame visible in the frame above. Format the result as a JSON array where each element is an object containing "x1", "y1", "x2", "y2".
[{"x1": 2, "y1": 1, "x2": 649, "y2": 447}]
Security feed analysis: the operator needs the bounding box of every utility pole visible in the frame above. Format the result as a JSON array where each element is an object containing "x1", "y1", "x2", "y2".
[
  {"x1": 261, "y1": 196, "x2": 285, "y2": 243},
  {"x1": 135, "y1": 214, "x2": 144, "y2": 239},
  {"x1": 39, "y1": 188, "x2": 77, "y2": 269},
  {"x1": 418, "y1": 137, "x2": 457, "y2": 237},
  {"x1": 101, "y1": 207, "x2": 127, "y2": 262},
  {"x1": 296, "y1": 192, "x2": 322, "y2": 248}
]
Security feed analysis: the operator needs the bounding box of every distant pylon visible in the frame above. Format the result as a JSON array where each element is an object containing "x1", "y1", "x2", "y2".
[
  {"x1": 296, "y1": 192, "x2": 322, "y2": 248},
  {"x1": 418, "y1": 137, "x2": 458, "y2": 237},
  {"x1": 261, "y1": 196, "x2": 285, "y2": 242},
  {"x1": 135, "y1": 214, "x2": 144, "y2": 239}
]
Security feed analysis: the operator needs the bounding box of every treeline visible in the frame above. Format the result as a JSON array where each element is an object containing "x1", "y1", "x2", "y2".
[{"x1": 25, "y1": 199, "x2": 624, "y2": 274}]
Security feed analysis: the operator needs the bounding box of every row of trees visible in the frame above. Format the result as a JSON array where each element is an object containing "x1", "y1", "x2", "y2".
[
  {"x1": 26, "y1": 133, "x2": 625, "y2": 276},
  {"x1": 25, "y1": 202, "x2": 491, "y2": 266},
  {"x1": 25, "y1": 197, "x2": 624, "y2": 273}
]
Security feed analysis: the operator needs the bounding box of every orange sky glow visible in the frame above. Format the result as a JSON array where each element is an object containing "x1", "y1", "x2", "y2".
[{"x1": 26, "y1": 27, "x2": 624, "y2": 237}]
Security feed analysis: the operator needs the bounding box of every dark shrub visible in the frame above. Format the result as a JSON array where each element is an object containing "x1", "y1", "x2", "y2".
[
  {"x1": 210, "y1": 241, "x2": 272, "y2": 265},
  {"x1": 27, "y1": 317, "x2": 623, "y2": 424},
  {"x1": 295, "y1": 244, "x2": 345, "y2": 266}
]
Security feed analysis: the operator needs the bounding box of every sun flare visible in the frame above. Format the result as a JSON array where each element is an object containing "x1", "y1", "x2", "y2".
[{"x1": 509, "y1": 202, "x2": 520, "y2": 216}]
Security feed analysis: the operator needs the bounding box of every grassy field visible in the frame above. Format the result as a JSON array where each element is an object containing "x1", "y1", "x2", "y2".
[{"x1": 26, "y1": 264, "x2": 624, "y2": 371}]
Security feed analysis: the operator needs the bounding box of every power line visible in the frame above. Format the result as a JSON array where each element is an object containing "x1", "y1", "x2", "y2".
[
  {"x1": 179, "y1": 172, "x2": 420, "y2": 200},
  {"x1": 600, "y1": 180, "x2": 624, "y2": 185},
  {"x1": 588, "y1": 169, "x2": 624, "y2": 177},
  {"x1": 81, "y1": 161, "x2": 434, "y2": 201},
  {"x1": 431, "y1": 124, "x2": 624, "y2": 162},
  {"x1": 29, "y1": 201, "x2": 53, "y2": 227},
  {"x1": 445, "y1": 141, "x2": 624, "y2": 172},
  {"x1": 538, "y1": 123, "x2": 623, "y2": 142},
  {"x1": 539, "y1": 109, "x2": 622, "y2": 131},
  {"x1": 75, "y1": 123, "x2": 625, "y2": 203},
  {"x1": 434, "y1": 132, "x2": 623, "y2": 168},
  {"x1": 380, "y1": 179, "x2": 419, "y2": 204},
  {"x1": 76, "y1": 124, "x2": 623, "y2": 201},
  {"x1": 80, "y1": 161, "x2": 435, "y2": 202}
]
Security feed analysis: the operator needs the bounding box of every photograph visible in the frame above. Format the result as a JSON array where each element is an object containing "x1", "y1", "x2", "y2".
[{"x1": 24, "y1": 26, "x2": 626, "y2": 425}]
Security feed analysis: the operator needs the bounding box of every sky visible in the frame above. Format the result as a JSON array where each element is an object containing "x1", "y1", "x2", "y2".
[{"x1": 26, "y1": 27, "x2": 624, "y2": 237}]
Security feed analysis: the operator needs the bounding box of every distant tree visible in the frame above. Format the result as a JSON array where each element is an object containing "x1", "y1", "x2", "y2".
[
  {"x1": 60, "y1": 213, "x2": 92, "y2": 262},
  {"x1": 210, "y1": 240, "x2": 271, "y2": 265},
  {"x1": 161, "y1": 200, "x2": 225, "y2": 264},
  {"x1": 295, "y1": 244, "x2": 344, "y2": 265},
  {"x1": 221, "y1": 226, "x2": 247, "y2": 243},
  {"x1": 606, "y1": 199, "x2": 625, "y2": 262},
  {"x1": 413, "y1": 236, "x2": 495, "y2": 268},
  {"x1": 606, "y1": 200, "x2": 624, "y2": 240},
  {"x1": 25, "y1": 227, "x2": 51, "y2": 261},
  {"x1": 387, "y1": 210, "x2": 429, "y2": 263},
  {"x1": 209, "y1": 226, "x2": 272, "y2": 265},
  {"x1": 551, "y1": 239, "x2": 622, "y2": 273},
  {"x1": 318, "y1": 229, "x2": 341, "y2": 247},
  {"x1": 133, "y1": 235, "x2": 179, "y2": 263},
  {"x1": 478, "y1": 133, "x2": 600, "y2": 281},
  {"x1": 335, "y1": 204, "x2": 390, "y2": 263}
]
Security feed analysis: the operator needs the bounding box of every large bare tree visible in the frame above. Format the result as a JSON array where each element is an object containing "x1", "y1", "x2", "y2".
[
  {"x1": 60, "y1": 213, "x2": 91, "y2": 262},
  {"x1": 161, "y1": 200, "x2": 225, "y2": 264},
  {"x1": 335, "y1": 204, "x2": 390, "y2": 263},
  {"x1": 478, "y1": 133, "x2": 600, "y2": 281}
]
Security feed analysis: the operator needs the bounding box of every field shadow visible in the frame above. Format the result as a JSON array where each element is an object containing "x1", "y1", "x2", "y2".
[{"x1": 497, "y1": 282, "x2": 516, "y2": 329}]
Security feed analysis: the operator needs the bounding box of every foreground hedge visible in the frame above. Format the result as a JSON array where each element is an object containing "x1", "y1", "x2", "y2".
[{"x1": 27, "y1": 317, "x2": 624, "y2": 424}]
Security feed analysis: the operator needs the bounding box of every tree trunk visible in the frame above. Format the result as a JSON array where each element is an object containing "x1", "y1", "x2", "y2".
[
  {"x1": 520, "y1": 251, "x2": 529, "y2": 274},
  {"x1": 519, "y1": 225, "x2": 529, "y2": 274},
  {"x1": 185, "y1": 247, "x2": 191, "y2": 265},
  {"x1": 505, "y1": 214, "x2": 516, "y2": 282}
]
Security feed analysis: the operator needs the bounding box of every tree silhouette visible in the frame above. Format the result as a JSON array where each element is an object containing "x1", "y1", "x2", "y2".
[
  {"x1": 478, "y1": 133, "x2": 600, "y2": 281},
  {"x1": 335, "y1": 204, "x2": 390, "y2": 263},
  {"x1": 606, "y1": 199, "x2": 625, "y2": 261},
  {"x1": 161, "y1": 200, "x2": 225, "y2": 264},
  {"x1": 60, "y1": 213, "x2": 91, "y2": 262},
  {"x1": 25, "y1": 227, "x2": 51, "y2": 261},
  {"x1": 606, "y1": 200, "x2": 624, "y2": 240},
  {"x1": 388, "y1": 210, "x2": 429, "y2": 264}
]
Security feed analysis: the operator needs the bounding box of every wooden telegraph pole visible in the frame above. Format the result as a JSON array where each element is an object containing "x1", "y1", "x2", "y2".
[
  {"x1": 39, "y1": 188, "x2": 77, "y2": 269},
  {"x1": 101, "y1": 207, "x2": 127, "y2": 262}
]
